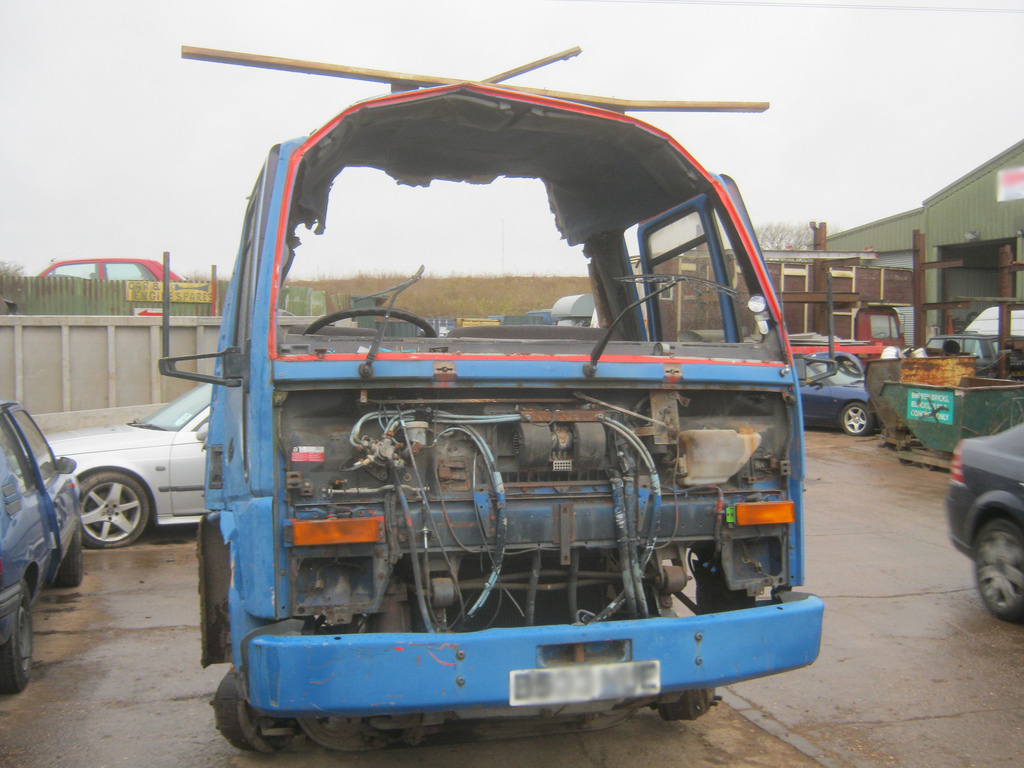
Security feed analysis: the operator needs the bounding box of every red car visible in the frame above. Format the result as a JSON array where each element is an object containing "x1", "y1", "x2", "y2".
[{"x1": 38, "y1": 258, "x2": 181, "y2": 281}]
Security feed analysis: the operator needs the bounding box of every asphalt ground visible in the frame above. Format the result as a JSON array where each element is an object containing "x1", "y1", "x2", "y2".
[{"x1": 2, "y1": 429, "x2": 1021, "y2": 767}]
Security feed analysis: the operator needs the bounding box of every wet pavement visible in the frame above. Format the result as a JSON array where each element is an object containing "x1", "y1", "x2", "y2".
[
  {"x1": 731, "y1": 430, "x2": 1024, "y2": 767},
  {"x1": 2, "y1": 430, "x2": 1022, "y2": 767}
]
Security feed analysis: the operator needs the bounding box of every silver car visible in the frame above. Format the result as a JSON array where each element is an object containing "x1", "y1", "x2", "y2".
[{"x1": 47, "y1": 385, "x2": 210, "y2": 548}]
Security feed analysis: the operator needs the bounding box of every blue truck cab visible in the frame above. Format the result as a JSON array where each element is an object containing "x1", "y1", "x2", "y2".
[
  {"x1": 164, "y1": 83, "x2": 823, "y2": 751},
  {"x1": 0, "y1": 401, "x2": 82, "y2": 693}
]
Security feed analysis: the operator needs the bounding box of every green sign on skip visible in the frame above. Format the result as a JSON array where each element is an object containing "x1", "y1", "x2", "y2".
[{"x1": 907, "y1": 389, "x2": 955, "y2": 424}]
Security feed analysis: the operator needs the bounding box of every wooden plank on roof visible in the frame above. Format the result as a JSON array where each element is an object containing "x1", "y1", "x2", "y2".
[{"x1": 181, "y1": 46, "x2": 770, "y2": 113}]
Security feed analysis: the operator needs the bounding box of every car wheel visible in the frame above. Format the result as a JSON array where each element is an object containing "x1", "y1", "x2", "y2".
[
  {"x1": 840, "y1": 402, "x2": 872, "y2": 436},
  {"x1": 0, "y1": 584, "x2": 33, "y2": 693},
  {"x1": 79, "y1": 471, "x2": 151, "y2": 549},
  {"x1": 52, "y1": 518, "x2": 84, "y2": 588},
  {"x1": 973, "y1": 519, "x2": 1024, "y2": 622}
]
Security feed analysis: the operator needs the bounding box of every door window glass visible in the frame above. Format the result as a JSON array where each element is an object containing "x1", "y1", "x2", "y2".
[
  {"x1": 11, "y1": 410, "x2": 56, "y2": 485},
  {"x1": 51, "y1": 262, "x2": 99, "y2": 279},
  {"x1": 0, "y1": 417, "x2": 35, "y2": 493},
  {"x1": 105, "y1": 262, "x2": 153, "y2": 280}
]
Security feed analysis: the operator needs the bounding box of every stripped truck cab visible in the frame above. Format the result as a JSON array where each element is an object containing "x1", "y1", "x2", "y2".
[{"x1": 164, "y1": 83, "x2": 823, "y2": 752}]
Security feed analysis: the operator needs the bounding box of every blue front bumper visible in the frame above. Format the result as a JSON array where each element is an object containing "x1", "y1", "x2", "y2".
[{"x1": 242, "y1": 593, "x2": 823, "y2": 717}]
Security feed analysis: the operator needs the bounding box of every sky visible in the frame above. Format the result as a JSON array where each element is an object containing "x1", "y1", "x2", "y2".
[{"x1": 2, "y1": 0, "x2": 1023, "y2": 279}]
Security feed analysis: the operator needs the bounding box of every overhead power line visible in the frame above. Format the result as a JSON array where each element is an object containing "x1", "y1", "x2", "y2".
[{"x1": 554, "y1": 0, "x2": 1024, "y2": 14}]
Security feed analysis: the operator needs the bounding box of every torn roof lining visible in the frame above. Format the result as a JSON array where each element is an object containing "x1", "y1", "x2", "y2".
[{"x1": 289, "y1": 86, "x2": 713, "y2": 247}]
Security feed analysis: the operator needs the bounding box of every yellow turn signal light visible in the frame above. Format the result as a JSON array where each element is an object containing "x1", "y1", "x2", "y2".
[
  {"x1": 290, "y1": 517, "x2": 384, "y2": 546},
  {"x1": 734, "y1": 501, "x2": 795, "y2": 526}
]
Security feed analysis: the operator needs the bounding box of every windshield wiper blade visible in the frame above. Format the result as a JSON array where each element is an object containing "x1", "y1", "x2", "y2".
[
  {"x1": 128, "y1": 421, "x2": 167, "y2": 430},
  {"x1": 358, "y1": 265, "x2": 425, "y2": 378},
  {"x1": 584, "y1": 274, "x2": 737, "y2": 377}
]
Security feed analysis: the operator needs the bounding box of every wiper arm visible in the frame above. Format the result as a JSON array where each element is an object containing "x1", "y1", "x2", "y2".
[
  {"x1": 358, "y1": 265, "x2": 425, "y2": 378},
  {"x1": 128, "y1": 421, "x2": 167, "y2": 431},
  {"x1": 583, "y1": 274, "x2": 737, "y2": 377}
]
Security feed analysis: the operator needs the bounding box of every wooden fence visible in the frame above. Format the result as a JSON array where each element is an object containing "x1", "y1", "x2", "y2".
[{"x1": 0, "y1": 275, "x2": 228, "y2": 316}]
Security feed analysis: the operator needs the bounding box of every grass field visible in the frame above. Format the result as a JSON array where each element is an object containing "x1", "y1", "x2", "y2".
[{"x1": 288, "y1": 273, "x2": 593, "y2": 318}]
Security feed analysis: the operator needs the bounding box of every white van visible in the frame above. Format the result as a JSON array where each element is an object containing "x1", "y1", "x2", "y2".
[{"x1": 963, "y1": 307, "x2": 1024, "y2": 335}]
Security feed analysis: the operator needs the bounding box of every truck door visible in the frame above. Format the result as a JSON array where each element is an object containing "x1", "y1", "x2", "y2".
[{"x1": 635, "y1": 195, "x2": 748, "y2": 344}]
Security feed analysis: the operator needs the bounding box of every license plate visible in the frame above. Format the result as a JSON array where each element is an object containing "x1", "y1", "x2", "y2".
[{"x1": 509, "y1": 660, "x2": 661, "y2": 707}]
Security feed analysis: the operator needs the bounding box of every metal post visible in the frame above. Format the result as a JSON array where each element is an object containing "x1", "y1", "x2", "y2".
[
  {"x1": 162, "y1": 251, "x2": 171, "y2": 359},
  {"x1": 827, "y1": 271, "x2": 835, "y2": 361}
]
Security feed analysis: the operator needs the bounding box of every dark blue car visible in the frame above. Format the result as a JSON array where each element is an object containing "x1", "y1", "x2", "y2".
[
  {"x1": 795, "y1": 353, "x2": 874, "y2": 436},
  {"x1": 946, "y1": 423, "x2": 1024, "y2": 622},
  {"x1": 0, "y1": 401, "x2": 82, "y2": 693}
]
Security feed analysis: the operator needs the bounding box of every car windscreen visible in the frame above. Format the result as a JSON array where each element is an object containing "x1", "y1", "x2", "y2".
[{"x1": 140, "y1": 384, "x2": 212, "y2": 431}]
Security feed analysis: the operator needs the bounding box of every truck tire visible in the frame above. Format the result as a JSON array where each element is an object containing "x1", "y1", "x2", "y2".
[
  {"x1": 213, "y1": 670, "x2": 294, "y2": 752},
  {"x1": 658, "y1": 688, "x2": 716, "y2": 721},
  {"x1": 52, "y1": 519, "x2": 84, "y2": 588},
  {"x1": 0, "y1": 584, "x2": 33, "y2": 693}
]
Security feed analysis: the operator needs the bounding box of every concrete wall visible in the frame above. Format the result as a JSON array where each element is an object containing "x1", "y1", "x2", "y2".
[{"x1": 0, "y1": 315, "x2": 222, "y2": 420}]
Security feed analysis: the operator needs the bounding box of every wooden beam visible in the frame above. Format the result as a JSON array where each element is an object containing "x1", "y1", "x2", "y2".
[
  {"x1": 180, "y1": 46, "x2": 770, "y2": 113},
  {"x1": 780, "y1": 292, "x2": 859, "y2": 304},
  {"x1": 483, "y1": 47, "x2": 581, "y2": 84},
  {"x1": 182, "y1": 46, "x2": 453, "y2": 87},
  {"x1": 922, "y1": 258, "x2": 964, "y2": 270},
  {"x1": 953, "y1": 297, "x2": 1024, "y2": 307}
]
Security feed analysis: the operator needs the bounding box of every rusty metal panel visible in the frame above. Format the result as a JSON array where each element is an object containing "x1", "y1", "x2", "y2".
[
  {"x1": 877, "y1": 267, "x2": 914, "y2": 305},
  {"x1": 898, "y1": 356, "x2": 975, "y2": 386}
]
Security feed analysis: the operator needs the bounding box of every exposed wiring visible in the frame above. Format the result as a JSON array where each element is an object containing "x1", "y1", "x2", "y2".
[
  {"x1": 392, "y1": 470, "x2": 438, "y2": 633},
  {"x1": 434, "y1": 424, "x2": 508, "y2": 619},
  {"x1": 396, "y1": 414, "x2": 465, "y2": 629}
]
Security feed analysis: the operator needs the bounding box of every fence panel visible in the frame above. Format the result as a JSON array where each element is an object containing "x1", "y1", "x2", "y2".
[
  {"x1": 0, "y1": 275, "x2": 228, "y2": 315},
  {"x1": 0, "y1": 315, "x2": 222, "y2": 416}
]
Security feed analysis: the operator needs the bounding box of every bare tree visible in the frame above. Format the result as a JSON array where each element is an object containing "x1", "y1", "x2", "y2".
[
  {"x1": 0, "y1": 260, "x2": 24, "y2": 278},
  {"x1": 755, "y1": 222, "x2": 814, "y2": 251}
]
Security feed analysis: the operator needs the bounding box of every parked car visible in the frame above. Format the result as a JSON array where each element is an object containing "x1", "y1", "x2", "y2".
[
  {"x1": 946, "y1": 423, "x2": 1024, "y2": 622},
  {"x1": 46, "y1": 385, "x2": 210, "y2": 549},
  {"x1": 923, "y1": 333, "x2": 1024, "y2": 379},
  {"x1": 0, "y1": 401, "x2": 82, "y2": 692},
  {"x1": 37, "y1": 258, "x2": 182, "y2": 281},
  {"x1": 794, "y1": 352, "x2": 874, "y2": 436}
]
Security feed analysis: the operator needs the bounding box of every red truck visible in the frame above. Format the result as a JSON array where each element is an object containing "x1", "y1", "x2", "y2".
[{"x1": 764, "y1": 255, "x2": 910, "y2": 359}]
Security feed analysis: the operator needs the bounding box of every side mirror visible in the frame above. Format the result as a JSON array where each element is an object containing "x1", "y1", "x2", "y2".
[
  {"x1": 55, "y1": 456, "x2": 77, "y2": 475},
  {"x1": 194, "y1": 423, "x2": 209, "y2": 444}
]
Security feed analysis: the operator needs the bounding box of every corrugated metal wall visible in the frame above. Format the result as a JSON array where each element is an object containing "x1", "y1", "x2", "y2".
[
  {"x1": 924, "y1": 142, "x2": 1024, "y2": 246},
  {"x1": 827, "y1": 209, "x2": 922, "y2": 253}
]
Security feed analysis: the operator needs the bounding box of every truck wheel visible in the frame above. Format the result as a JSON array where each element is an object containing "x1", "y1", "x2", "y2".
[
  {"x1": 973, "y1": 519, "x2": 1024, "y2": 622},
  {"x1": 213, "y1": 670, "x2": 295, "y2": 752},
  {"x1": 658, "y1": 688, "x2": 716, "y2": 721},
  {"x1": 0, "y1": 584, "x2": 33, "y2": 693},
  {"x1": 298, "y1": 717, "x2": 380, "y2": 751},
  {"x1": 52, "y1": 519, "x2": 84, "y2": 588},
  {"x1": 840, "y1": 402, "x2": 872, "y2": 436},
  {"x1": 79, "y1": 471, "x2": 151, "y2": 549}
]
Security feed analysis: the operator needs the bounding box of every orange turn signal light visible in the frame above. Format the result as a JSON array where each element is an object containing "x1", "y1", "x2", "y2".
[
  {"x1": 290, "y1": 517, "x2": 384, "y2": 546},
  {"x1": 734, "y1": 501, "x2": 795, "y2": 526}
]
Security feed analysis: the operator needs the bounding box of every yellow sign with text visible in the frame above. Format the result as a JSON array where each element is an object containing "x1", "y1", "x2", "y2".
[{"x1": 126, "y1": 281, "x2": 213, "y2": 304}]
